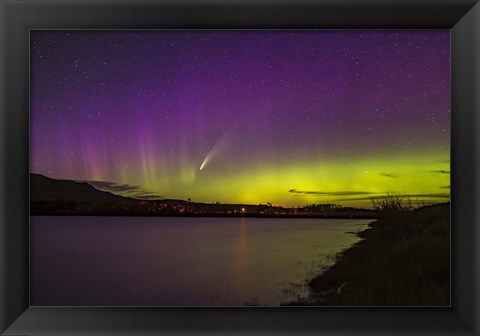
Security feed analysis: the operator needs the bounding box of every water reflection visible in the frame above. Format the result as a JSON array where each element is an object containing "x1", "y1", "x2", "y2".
[
  {"x1": 231, "y1": 218, "x2": 249, "y2": 304},
  {"x1": 235, "y1": 218, "x2": 249, "y2": 271},
  {"x1": 31, "y1": 216, "x2": 369, "y2": 306}
]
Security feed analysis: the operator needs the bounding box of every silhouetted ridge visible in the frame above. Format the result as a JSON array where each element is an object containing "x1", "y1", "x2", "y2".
[
  {"x1": 30, "y1": 174, "x2": 377, "y2": 218},
  {"x1": 30, "y1": 173, "x2": 136, "y2": 204}
]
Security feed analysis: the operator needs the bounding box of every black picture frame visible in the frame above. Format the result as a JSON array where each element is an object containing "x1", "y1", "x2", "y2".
[{"x1": 1, "y1": 0, "x2": 479, "y2": 335}]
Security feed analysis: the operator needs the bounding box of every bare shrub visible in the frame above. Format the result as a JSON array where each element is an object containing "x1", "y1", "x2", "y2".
[{"x1": 371, "y1": 191, "x2": 415, "y2": 211}]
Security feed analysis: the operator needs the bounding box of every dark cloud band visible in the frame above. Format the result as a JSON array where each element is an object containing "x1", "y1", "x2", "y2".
[
  {"x1": 380, "y1": 173, "x2": 399, "y2": 178},
  {"x1": 289, "y1": 189, "x2": 374, "y2": 196},
  {"x1": 431, "y1": 170, "x2": 450, "y2": 174},
  {"x1": 83, "y1": 180, "x2": 163, "y2": 200}
]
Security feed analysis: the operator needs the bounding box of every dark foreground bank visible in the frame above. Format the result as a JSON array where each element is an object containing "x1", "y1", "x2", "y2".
[{"x1": 289, "y1": 203, "x2": 450, "y2": 306}]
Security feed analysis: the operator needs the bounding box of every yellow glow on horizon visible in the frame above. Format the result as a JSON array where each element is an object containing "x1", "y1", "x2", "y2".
[{"x1": 124, "y1": 149, "x2": 450, "y2": 208}]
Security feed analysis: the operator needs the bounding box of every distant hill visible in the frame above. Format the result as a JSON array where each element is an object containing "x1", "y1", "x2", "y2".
[
  {"x1": 30, "y1": 173, "x2": 136, "y2": 204},
  {"x1": 30, "y1": 174, "x2": 377, "y2": 218}
]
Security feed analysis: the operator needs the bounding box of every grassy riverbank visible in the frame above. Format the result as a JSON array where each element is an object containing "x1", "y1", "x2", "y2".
[{"x1": 293, "y1": 203, "x2": 450, "y2": 306}]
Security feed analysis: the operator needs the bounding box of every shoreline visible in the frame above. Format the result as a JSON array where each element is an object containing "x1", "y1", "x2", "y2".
[{"x1": 286, "y1": 203, "x2": 450, "y2": 306}]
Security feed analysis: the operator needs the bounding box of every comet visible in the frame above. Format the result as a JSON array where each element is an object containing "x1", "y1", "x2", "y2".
[
  {"x1": 199, "y1": 156, "x2": 209, "y2": 170},
  {"x1": 199, "y1": 133, "x2": 230, "y2": 171}
]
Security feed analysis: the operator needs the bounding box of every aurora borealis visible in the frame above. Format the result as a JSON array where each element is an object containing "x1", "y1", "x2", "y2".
[{"x1": 30, "y1": 30, "x2": 450, "y2": 208}]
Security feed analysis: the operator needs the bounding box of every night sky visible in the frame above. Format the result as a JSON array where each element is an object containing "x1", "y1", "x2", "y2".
[{"x1": 31, "y1": 30, "x2": 450, "y2": 207}]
